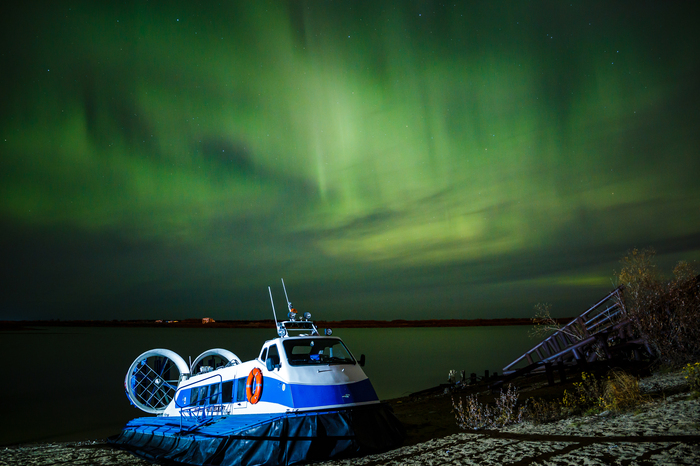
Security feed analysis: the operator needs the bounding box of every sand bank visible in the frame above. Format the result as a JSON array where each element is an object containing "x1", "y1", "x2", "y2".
[{"x1": 3, "y1": 372, "x2": 698, "y2": 466}]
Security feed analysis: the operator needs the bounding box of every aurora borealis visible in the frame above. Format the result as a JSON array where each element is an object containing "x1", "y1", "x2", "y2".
[{"x1": 2, "y1": 1, "x2": 699, "y2": 321}]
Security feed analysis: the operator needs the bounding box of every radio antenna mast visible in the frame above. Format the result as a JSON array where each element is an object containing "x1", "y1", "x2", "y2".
[
  {"x1": 268, "y1": 286, "x2": 278, "y2": 329},
  {"x1": 281, "y1": 278, "x2": 292, "y2": 311}
]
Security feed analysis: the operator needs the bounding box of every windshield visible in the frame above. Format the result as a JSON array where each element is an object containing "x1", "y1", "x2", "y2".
[{"x1": 282, "y1": 338, "x2": 356, "y2": 366}]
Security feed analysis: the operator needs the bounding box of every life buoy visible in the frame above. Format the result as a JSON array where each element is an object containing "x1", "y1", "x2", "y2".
[{"x1": 246, "y1": 367, "x2": 263, "y2": 404}]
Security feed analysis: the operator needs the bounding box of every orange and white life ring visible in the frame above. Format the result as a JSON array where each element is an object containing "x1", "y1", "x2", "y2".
[{"x1": 246, "y1": 367, "x2": 263, "y2": 404}]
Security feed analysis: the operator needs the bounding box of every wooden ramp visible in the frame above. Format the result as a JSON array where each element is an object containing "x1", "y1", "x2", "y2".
[{"x1": 502, "y1": 286, "x2": 650, "y2": 377}]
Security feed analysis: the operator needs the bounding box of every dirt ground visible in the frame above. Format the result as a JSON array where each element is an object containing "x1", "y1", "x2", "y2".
[{"x1": 4, "y1": 360, "x2": 698, "y2": 466}]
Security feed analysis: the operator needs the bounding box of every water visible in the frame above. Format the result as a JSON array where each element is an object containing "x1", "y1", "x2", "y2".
[{"x1": 0, "y1": 325, "x2": 534, "y2": 446}]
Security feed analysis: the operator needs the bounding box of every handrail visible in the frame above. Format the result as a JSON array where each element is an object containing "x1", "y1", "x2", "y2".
[
  {"x1": 536, "y1": 318, "x2": 635, "y2": 365},
  {"x1": 173, "y1": 373, "x2": 224, "y2": 430},
  {"x1": 174, "y1": 372, "x2": 225, "y2": 407},
  {"x1": 503, "y1": 286, "x2": 625, "y2": 374},
  {"x1": 584, "y1": 303, "x2": 620, "y2": 326}
]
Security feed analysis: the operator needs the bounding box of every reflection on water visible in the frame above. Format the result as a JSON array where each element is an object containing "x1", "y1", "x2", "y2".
[{"x1": 0, "y1": 325, "x2": 533, "y2": 445}]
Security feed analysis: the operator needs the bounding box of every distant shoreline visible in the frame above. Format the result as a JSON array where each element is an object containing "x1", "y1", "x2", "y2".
[{"x1": 0, "y1": 317, "x2": 573, "y2": 331}]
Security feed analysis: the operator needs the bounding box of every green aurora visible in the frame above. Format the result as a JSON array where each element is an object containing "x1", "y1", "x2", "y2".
[{"x1": 2, "y1": 1, "x2": 699, "y2": 320}]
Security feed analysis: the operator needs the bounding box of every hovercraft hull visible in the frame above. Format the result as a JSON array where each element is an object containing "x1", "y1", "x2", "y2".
[{"x1": 110, "y1": 403, "x2": 404, "y2": 466}]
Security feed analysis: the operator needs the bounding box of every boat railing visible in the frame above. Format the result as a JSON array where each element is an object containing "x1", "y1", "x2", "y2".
[
  {"x1": 174, "y1": 373, "x2": 225, "y2": 429},
  {"x1": 278, "y1": 319, "x2": 320, "y2": 337}
]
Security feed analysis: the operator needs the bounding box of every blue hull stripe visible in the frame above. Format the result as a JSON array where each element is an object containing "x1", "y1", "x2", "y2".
[
  {"x1": 176, "y1": 376, "x2": 378, "y2": 410},
  {"x1": 288, "y1": 378, "x2": 378, "y2": 408}
]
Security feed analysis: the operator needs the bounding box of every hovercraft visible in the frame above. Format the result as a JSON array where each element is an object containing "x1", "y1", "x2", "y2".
[{"x1": 110, "y1": 280, "x2": 405, "y2": 465}]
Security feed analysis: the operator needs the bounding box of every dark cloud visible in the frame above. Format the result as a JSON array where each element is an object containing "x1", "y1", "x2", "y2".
[{"x1": 1, "y1": 1, "x2": 699, "y2": 321}]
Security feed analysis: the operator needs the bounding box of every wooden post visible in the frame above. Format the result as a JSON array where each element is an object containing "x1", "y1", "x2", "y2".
[
  {"x1": 557, "y1": 360, "x2": 566, "y2": 383},
  {"x1": 545, "y1": 363, "x2": 554, "y2": 386}
]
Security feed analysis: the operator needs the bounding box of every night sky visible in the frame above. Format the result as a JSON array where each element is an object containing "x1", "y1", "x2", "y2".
[{"x1": 2, "y1": 1, "x2": 699, "y2": 321}]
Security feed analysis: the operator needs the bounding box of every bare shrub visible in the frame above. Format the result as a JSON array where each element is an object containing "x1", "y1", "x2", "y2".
[
  {"x1": 601, "y1": 369, "x2": 646, "y2": 411},
  {"x1": 452, "y1": 385, "x2": 525, "y2": 430},
  {"x1": 618, "y1": 248, "x2": 700, "y2": 367},
  {"x1": 529, "y1": 303, "x2": 586, "y2": 339},
  {"x1": 529, "y1": 302, "x2": 558, "y2": 339}
]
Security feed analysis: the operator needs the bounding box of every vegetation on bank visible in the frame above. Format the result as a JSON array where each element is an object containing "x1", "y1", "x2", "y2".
[
  {"x1": 453, "y1": 248, "x2": 700, "y2": 430},
  {"x1": 525, "y1": 369, "x2": 649, "y2": 424},
  {"x1": 452, "y1": 368, "x2": 651, "y2": 429},
  {"x1": 617, "y1": 248, "x2": 700, "y2": 367},
  {"x1": 452, "y1": 362, "x2": 700, "y2": 431},
  {"x1": 683, "y1": 362, "x2": 700, "y2": 393},
  {"x1": 452, "y1": 384, "x2": 526, "y2": 430}
]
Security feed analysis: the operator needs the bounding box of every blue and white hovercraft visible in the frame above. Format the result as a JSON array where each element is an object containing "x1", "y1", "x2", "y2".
[{"x1": 110, "y1": 280, "x2": 405, "y2": 465}]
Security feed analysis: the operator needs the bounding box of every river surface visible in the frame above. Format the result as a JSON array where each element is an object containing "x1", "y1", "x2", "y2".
[{"x1": 0, "y1": 325, "x2": 535, "y2": 446}]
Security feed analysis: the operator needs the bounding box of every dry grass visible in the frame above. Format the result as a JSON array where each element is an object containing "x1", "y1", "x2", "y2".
[
  {"x1": 600, "y1": 369, "x2": 647, "y2": 411},
  {"x1": 523, "y1": 369, "x2": 648, "y2": 424},
  {"x1": 451, "y1": 385, "x2": 525, "y2": 430},
  {"x1": 524, "y1": 397, "x2": 565, "y2": 424}
]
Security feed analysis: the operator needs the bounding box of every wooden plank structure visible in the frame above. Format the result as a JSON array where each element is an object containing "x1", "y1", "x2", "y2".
[{"x1": 501, "y1": 285, "x2": 651, "y2": 377}]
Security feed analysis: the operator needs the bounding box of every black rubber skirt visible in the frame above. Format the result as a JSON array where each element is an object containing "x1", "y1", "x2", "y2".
[{"x1": 109, "y1": 403, "x2": 405, "y2": 466}]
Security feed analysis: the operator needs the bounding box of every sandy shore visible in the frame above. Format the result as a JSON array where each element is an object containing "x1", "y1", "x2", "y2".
[
  {"x1": 317, "y1": 371, "x2": 700, "y2": 465},
  {"x1": 3, "y1": 372, "x2": 698, "y2": 466},
  {"x1": 320, "y1": 393, "x2": 700, "y2": 465}
]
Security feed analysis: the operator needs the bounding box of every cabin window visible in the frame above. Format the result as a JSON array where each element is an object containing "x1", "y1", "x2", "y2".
[
  {"x1": 209, "y1": 383, "x2": 221, "y2": 404},
  {"x1": 190, "y1": 387, "x2": 199, "y2": 406},
  {"x1": 235, "y1": 378, "x2": 247, "y2": 402},
  {"x1": 189, "y1": 383, "x2": 228, "y2": 406},
  {"x1": 260, "y1": 348, "x2": 268, "y2": 362},
  {"x1": 267, "y1": 344, "x2": 281, "y2": 367},
  {"x1": 199, "y1": 386, "x2": 209, "y2": 406},
  {"x1": 222, "y1": 381, "x2": 233, "y2": 403},
  {"x1": 283, "y1": 338, "x2": 355, "y2": 366},
  {"x1": 189, "y1": 385, "x2": 209, "y2": 406}
]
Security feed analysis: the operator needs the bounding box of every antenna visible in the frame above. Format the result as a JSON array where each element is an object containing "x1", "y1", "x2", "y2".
[
  {"x1": 281, "y1": 278, "x2": 292, "y2": 311},
  {"x1": 268, "y1": 286, "x2": 278, "y2": 329}
]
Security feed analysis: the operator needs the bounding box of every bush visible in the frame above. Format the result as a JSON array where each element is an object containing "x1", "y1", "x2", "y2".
[
  {"x1": 601, "y1": 369, "x2": 646, "y2": 411},
  {"x1": 561, "y1": 371, "x2": 606, "y2": 415},
  {"x1": 452, "y1": 384, "x2": 525, "y2": 430},
  {"x1": 683, "y1": 362, "x2": 700, "y2": 392},
  {"x1": 617, "y1": 249, "x2": 700, "y2": 367},
  {"x1": 524, "y1": 369, "x2": 645, "y2": 424}
]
